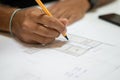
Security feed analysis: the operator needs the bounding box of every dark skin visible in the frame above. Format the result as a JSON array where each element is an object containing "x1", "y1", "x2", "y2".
[{"x1": 0, "y1": 0, "x2": 114, "y2": 44}]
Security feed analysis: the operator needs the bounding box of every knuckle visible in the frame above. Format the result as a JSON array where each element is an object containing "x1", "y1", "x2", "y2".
[
  {"x1": 30, "y1": 10, "x2": 36, "y2": 16},
  {"x1": 21, "y1": 21, "x2": 35, "y2": 31},
  {"x1": 21, "y1": 21, "x2": 29, "y2": 30}
]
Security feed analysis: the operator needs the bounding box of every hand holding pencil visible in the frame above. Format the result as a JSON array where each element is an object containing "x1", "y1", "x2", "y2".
[
  {"x1": 11, "y1": 7, "x2": 68, "y2": 44},
  {"x1": 35, "y1": 0, "x2": 69, "y2": 40}
]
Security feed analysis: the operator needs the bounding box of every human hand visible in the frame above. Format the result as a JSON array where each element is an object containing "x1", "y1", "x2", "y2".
[
  {"x1": 48, "y1": 0, "x2": 90, "y2": 24},
  {"x1": 12, "y1": 7, "x2": 68, "y2": 44}
]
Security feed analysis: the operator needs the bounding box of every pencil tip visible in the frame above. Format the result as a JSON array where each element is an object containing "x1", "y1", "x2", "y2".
[{"x1": 65, "y1": 36, "x2": 69, "y2": 40}]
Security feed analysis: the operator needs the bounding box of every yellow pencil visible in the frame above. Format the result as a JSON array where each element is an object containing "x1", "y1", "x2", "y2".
[{"x1": 35, "y1": 0, "x2": 69, "y2": 40}]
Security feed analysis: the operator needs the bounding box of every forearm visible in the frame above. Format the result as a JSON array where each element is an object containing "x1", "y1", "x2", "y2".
[
  {"x1": 95, "y1": 0, "x2": 115, "y2": 7},
  {"x1": 72, "y1": 0, "x2": 115, "y2": 12},
  {"x1": 88, "y1": 0, "x2": 115, "y2": 10},
  {"x1": 0, "y1": 4, "x2": 16, "y2": 32}
]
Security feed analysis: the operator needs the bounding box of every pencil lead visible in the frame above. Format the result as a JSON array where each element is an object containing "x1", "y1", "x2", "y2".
[{"x1": 65, "y1": 36, "x2": 69, "y2": 40}]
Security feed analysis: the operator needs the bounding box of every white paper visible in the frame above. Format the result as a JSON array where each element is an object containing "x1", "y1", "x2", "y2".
[{"x1": 0, "y1": 0, "x2": 120, "y2": 80}]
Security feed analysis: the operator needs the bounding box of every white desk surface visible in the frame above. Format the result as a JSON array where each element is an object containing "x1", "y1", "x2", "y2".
[{"x1": 0, "y1": 0, "x2": 120, "y2": 80}]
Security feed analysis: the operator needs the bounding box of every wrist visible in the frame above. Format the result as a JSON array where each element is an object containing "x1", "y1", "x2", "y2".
[
  {"x1": 87, "y1": 0, "x2": 98, "y2": 11},
  {"x1": 9, "y1": 9, "x2": 21, "y2": 36},
  {"x1": 0, "y1": 5, "x2": 17, "y2": 32}
]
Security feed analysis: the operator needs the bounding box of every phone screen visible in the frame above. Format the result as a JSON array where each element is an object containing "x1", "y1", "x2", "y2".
[{"x1": 99, "y1": 13, "x2": 120, "y2": 26}]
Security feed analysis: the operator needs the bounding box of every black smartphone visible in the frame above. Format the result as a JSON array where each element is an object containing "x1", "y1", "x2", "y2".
[{"x1": 99, "y1": 13, "x2": 120, "y2": 26}]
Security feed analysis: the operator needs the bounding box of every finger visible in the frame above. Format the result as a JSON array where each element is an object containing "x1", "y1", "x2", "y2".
[
  {"x1": 69, "y1": 12, "x2": 84, "y2": 24},
  {"x1": 34, "y1": 25, "x2": 60, "y2": 38},
  {"x1": 59, "y1": 10, "x2": 80, "y2": 25},
  {"x1": 30, "y1": 33, "x2": 55, "y2": 44},
  {"x1": 53, "y1": 9, "x2": 66, "y2": 18},
  {"x1": 48, "y1": 3, "x2": 58, "y2": 12},
  {"x1": 25, "y1": 23, "x2": 60, "y2": 38},
  {"x1": 68, "y1": 15, "x2": 80, "y2": 24},
  {"x1": 36, "y1": 15, "x2": 65, "y2": 33},
  {"x1": 48, "y1": 3, "x2": 60, "y2": 15},
  {"x1": 58, "y1": 10, "x2": 71, "y2": 19},
  {"x1": 48, "y1": 2, "x2": 58, "y2": 10}
]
